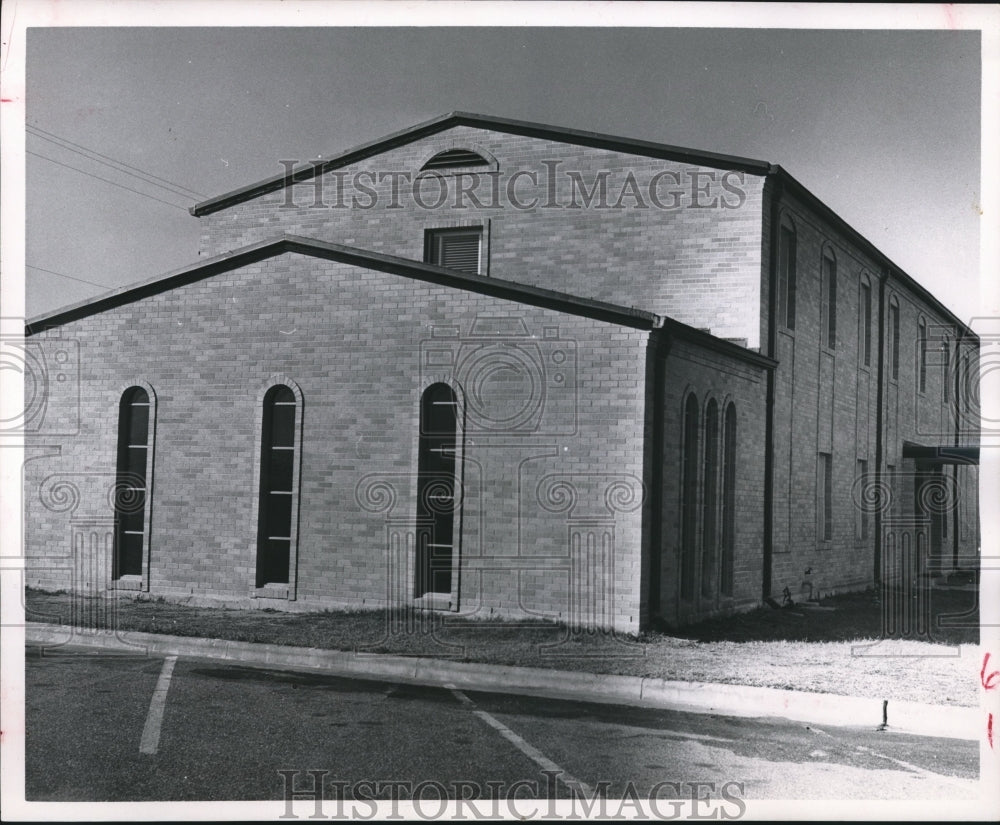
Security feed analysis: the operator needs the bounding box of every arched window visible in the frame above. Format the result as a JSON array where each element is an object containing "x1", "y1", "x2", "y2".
[
  {"x1": 680, "y1": 394, "x2": 700, "y2": 601},
  {"x1": 701, "y1": 400, "x2": 719, "y2": 599},
  {"x1": 114, "y1": 386, "x2": 152, "y2": 580},
  {"x1": 889, "y1": 298, "x2": 900, "y2": 380},
  {"x1": 778, "y1": 218, "x2": 797, "y2": 329},
  {"x1": 859, "y1": 275, "x2": 872, "y2": 367},
  {"x1": 256, "y1": 385, "x2": 299, "y2": 588},
  {"x1": 942, "y1": 338, "x2": 951, "y2": 404},
  {"x1": 822, "y1": 248, "x2": 837, "y2": 349},
  {"x1": 416, "y1": 383, "x2": 460, "y2": 600},
  {"x1": 720, "y1": 404, "x2": 737, "y2": 597},
  {"x1": 918, "y1": 318, "x2": 928, "y2": 393},
  {"x1": 420, "y1": 149, "x2": 491, "y2": 171}
]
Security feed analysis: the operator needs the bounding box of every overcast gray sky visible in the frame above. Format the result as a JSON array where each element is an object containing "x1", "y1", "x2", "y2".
[{"x1": 21, "y1": 21, "x2": 985, "y2": 322}]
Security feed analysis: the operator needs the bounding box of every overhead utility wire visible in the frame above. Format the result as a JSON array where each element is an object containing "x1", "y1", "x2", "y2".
[
  {"x1": 26, "y1": 264, "x2": 112, "y2": 289},
  {"x1": 27, "y1": 150, "x2": 191, "y2": 212},
  {"x1": 27, "y1": 124, "x2": 207, "y2": 199}
]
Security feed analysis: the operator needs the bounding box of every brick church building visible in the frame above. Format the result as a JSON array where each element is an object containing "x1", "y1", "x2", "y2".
[{"x1": 24, "y1": 113, "x2": 980, "y2": 631}]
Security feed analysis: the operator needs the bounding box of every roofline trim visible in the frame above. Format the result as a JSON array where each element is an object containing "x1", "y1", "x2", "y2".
[
  {"x1": 25, "y1": 235, "x2": 662, "y2": 335},
  {"x1": 189, "y1": 111, "x2": 773, "y2": 217},
  {"x1": 769, "y1": 166, "x2": 976, "y2": 340},
  {"x1": 186, "y1": 111, "x2": 972, "y2": 339}
]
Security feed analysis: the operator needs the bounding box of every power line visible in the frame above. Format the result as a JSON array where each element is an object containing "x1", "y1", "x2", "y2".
[
  {"x1": 27, "y1": 150, "x2": 191, "y2": 212},
  {"x1": 26, "y1": 264, "x2": 112, "y2": 289},
  {"x1": 27, "y1": 124, "x2": 207, "y2": 200}
]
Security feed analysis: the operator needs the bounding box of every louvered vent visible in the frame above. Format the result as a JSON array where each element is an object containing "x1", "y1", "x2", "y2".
[
  {"x1": 421, "y1": 149, "x2": 490, "y2": 171},
  {"x1": 426, "y1": 229, "x2": 482, "y2": 275}
]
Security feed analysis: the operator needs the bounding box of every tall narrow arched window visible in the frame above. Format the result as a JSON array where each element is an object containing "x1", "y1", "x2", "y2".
[
  {"x1": 859, "y1": 276, "x2": 872, "y2": 367},
  {"x1": 720, "y1": 403, "x2": 737, "y2": 597},
  {"x1": 889, "y1": 298, "x2": 900, "y2": 380},
  {"x1": 822, "y1": 249, "x2": 837, "y2": 349},
  {"x1": 778, "y1": 218, "x2": 797, "y2": 329},
  {"x1": 416, "y1": 383, "x2": 460, "y2": 601},
  {"x1": 701, "y1": 400, "x2": 719, "y2": 599},
  {"x1": 680, "y1": 394, "x2": 700, "y2": 601},
  {"x1": 918, "y1": 319, "x2": 928, "y2": 393},
  {"x1": 256, "y1": 385, "x2": 299, "y2": 589},
  {"x1": 942, "y1": 339, "x2": 951, "y2": 404},
  {"x1": 114, "y1": 386, "x2": 152, "y2": 580}
]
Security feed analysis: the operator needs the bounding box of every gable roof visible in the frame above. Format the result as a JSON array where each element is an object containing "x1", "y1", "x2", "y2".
[
  {"x1": 190, "y1": 111, "x2": 774, "y2": 217},
  {"x1": 25, "y1": 235, "x2": 776, "y2": 370},
  {"x1": 189, "y1": 111, "x2": 974, "y2": 338}
]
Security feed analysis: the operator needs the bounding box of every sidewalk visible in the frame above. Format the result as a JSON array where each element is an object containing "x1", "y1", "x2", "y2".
[{"x1": 24, "y1": 622, "x2": 981, "y2": 742}]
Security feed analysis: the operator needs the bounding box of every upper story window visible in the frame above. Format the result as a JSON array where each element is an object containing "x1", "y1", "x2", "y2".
[
  {"x1": 889, "y1": 299, "x2": 900, "y2": 381},
  {"x1": 822, "y1": 249, "x2": 837, "y2": 349},
  {"x1": 778, "y1": 220, "x2": 797, "y2": 330},
  {"x1": 918, "y1": 319, "x2": 928, "y2": 393},
  {"x1": 859, "y1": 277, "x2": 872, "y2": 367},
  {"x1": 942, "y1": 339, "x2": 951, "y2": 404},
  {"x1": 425, "y1": 227, "x2": 482, "y2": 275},
  {"x1": 420, "y1": 149, "x2": 491, "y2": 171}
]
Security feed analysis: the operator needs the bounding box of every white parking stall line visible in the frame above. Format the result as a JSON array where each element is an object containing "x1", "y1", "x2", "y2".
[
  {"x1": 447, "y1": 686, "x2": 595, "y2": 798},
  {"x1": 139, "y1": 655, "x2": 177, "y2": 755}
]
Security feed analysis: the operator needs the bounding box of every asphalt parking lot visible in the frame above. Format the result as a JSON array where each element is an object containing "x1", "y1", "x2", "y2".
[{"x1": 25, "y1": 644, "x2": 979, "y2": 805}]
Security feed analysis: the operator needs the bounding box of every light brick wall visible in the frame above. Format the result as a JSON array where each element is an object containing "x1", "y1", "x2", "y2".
[
  {"x1": 764, "y1": 184, "x2": 979, "y2": 600},
  {"x1": 197, "y1": 126, "x2": 766, "y2": 349},
  {"x1": 655, "y1": 338, "x2": 769, "y2": 625},
  {"x1": 24, "y1": 252, "x2": 651, "y2": 633}
]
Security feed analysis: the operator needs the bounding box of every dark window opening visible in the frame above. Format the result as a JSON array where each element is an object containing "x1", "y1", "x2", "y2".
[
  {"x1": 420, "y1": 149, "x2": 490, "y2": 171},
  {"x1": 256, "y1": 385, "x2": 297, "y2": 588},
  {"x1": 114, "y1": 387, "x2": 150, "y2": 579},
  {"x1": 823, "y1": 252, "x2": 837, "y2": 349},
  {"x1": 856, "y1": 459, "x2": 869, "y2": 542},
  {"x1": 860, "y1": 281, "x2": 872, "y2": 366},
  {"x1": 919, "y1": 321, "x2": 928, "y2": 393},
  {"x1": 680, "y1": 395, "x2": 700, "y2": 601},
  {"x1": 425, "y1": 227, "x2": 482, "y2": 275},
  {"x1": 943, "y1": 341, "x2": 951, "y2": 403},
  {"x1": 779, "y1": 225, "x2": 797, "y2": 329},
  {"x1": 701, "y1": 401, "x2": 719, "y2": 599},
  {"x1": 890, "y1": 303, "x2": 900, "y2": 380},
  {"x1": 819, "y1": 453, "x2": 833, "y2": 541},
  {"x1": 720, "y1": 404, "x2": 736, "y2": 597},
  {"x1": 416, "y1": 384, "x2": 459, "y2": 599}
]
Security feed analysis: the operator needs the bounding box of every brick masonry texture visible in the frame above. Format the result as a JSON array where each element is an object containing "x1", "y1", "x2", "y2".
[
  {"x1": 763, "y1": 184, "x2": 979, "y2": 601},
  {"x1": 25, "y1": 253, "x2": 658, "y2": 633},
  {"x1": 23, "y1": 122, "x2": 980, "y2": 630},
  {"x1": 198, "y1": 126, "x2": 766, "y2": 349}
]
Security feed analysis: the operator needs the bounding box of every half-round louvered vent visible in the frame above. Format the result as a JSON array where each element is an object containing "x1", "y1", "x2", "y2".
[{"x1": 420, "y1": 149, "x2": 491, "y2": 171}]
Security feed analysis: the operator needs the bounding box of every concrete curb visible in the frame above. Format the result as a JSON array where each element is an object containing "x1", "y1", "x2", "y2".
[{"x1": 25, "y1": 624, "x2": 979, "y2": 741}]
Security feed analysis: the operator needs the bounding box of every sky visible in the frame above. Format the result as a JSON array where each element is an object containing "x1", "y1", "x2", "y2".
[{"x1": 7, "y1": 6, "x2": 994, "y2": 326}]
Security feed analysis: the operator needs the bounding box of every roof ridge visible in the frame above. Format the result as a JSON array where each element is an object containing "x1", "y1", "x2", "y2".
[{"x1": 189, "y1": 111, "x2": 773, "y2": 217}]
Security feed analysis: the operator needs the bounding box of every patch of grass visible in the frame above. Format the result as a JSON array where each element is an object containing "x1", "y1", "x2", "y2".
[
  {"x1": 23, "y1": 585, "x2": 980, "y2": 707},
  {"x1": 665, "y1": 586, "x2": 978, "y2": 646}
]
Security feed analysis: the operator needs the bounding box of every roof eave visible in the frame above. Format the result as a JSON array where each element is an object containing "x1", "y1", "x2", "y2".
[
  {"x1": 25, "y1": 235, "x2": 662, "y2": 336},
  {"x1": 770, "y1": 165, "x2": 976, "y2": 341},
  {"x1": 190, "y1": 111, "x2": 773, "y2": 217}
]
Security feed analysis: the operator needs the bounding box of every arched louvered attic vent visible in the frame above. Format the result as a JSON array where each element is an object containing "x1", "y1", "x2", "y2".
[{"x1": 420, "y1": 149, "x2": 490, "y2": 171}]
